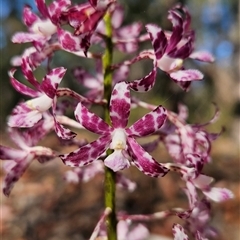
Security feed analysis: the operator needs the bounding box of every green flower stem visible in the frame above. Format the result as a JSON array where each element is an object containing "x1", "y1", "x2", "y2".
[{"x1": 102, "y1": 11, "x2": 117, "y2": 240}]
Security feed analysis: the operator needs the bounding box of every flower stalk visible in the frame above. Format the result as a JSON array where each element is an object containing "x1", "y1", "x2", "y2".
[{"x1": 102, "y1": 11, "x2": 117, "y2": 240}]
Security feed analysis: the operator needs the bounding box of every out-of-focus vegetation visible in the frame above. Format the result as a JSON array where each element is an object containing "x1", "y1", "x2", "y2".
[{"x1": 0, "y1": 0, "x2": 239, "y2": 139}]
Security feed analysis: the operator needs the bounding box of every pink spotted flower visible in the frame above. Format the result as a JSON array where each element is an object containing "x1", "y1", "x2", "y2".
[
  {"x1": 8, "y1": 56, "x2": 66, "y2": 128},
  {"x1": 7, "y1": 56, "x2": 77, "y2": 139},
  {"x1": 145, "y1": 5, "x2": 214, "y2": 90},
  {"x1": 58, "y1": 0, "x2": 114, "y2": 54},
  {"x1": 60, "y1": 81, "x2": 169, "y2": 177},
  {"x1": 12, "y1": 0, "x2": 72, "y2": 52},
  {"x1": 11, "y1": 0, "x2": 109, "y2": 67},
  {"x1": 11, "y1": 0, "x2": 70, "y2": 44},
  {"x1": 0, "y1": 127, "x2": 56, "y2": 196},
  {"x1": 10, "y1": 0, "x2": 71, "y2": 68},
  {"x1": 117, "y1": 5, "x2": 214, "y2": 91}
]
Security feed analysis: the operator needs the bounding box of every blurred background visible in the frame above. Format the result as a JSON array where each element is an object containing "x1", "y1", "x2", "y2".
[{"x1": 0, "y1": 0, "x2": 239, "y2": 239}]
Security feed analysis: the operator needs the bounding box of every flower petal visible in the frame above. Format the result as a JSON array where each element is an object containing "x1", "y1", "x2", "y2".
[
  {"x1": 117, "y1": 220, "x2": 128, "y2": 240},
  {"x1": 172, "y1": 224, "x2": 189, "y2": 240},
  {"x1": 23, "y1": 5, "x2": 39, "y2": 27},
  {"x1": 116, "y1": 173, "x2": 136, "y2": 192},
  {"x1": 56, "y1": 87, "x2": 90, "y2": 103},
  {"x1": 40, "y1": 67, "x2": 66, "y2": 98},
  {"x1": 127, "y1": 105, "x2": 166, "y2": 137},
  {"x1": 3, "y1": 154, "x2": 34, "y2": 196},
  {"x1": 170, "y1": 69, "x2": 203, "y2": 82},
  {"x1": 35, "y1": 0, "x2": 51, "y2": 19},
  {"x1": 75, "y1": 103, "x2": 111, "y2": 134},
  {"x1": 145, "y1": 24, "x2": 167, "y2": 60},
  {"x1": 203, "y1": 187, "x2": 234, "y2": 202},
  {"x1": 168, "y1": 7, "x2": 183, "y2": 28},
  {"x1": 51, "y1": 98, "x2": 76, "y2": 140},
  {"x1": 57, "y1": 28, "x2": 90, "y2": 54},
  {"x1": 48, "y1": 0, "x2": 71, "y2": 24},
  {"x1": 166, "y1": 26, "x2": 183, "y2": 54},
  {"x1": 127, "y1": 137, "x2": 169, "y2": 177},
  {"x1": 54, "y1": 118, "x2": 77, "y2": 140},
  {"x1": 119, "y1": 22, "x2": 142, "y2": 38},
  {"x1": 8, "y1": 127, "x2": 31, "y2": 149},
  {"x1": 113, "y1": 64, "x2": 129, "y2": 85},
  {"x1": 115, "y1": 22, "x2": 142, "y2": 53},
  {"x1": 126, "y1": 223, "x2": 149, "y2": 240},
  {"x1": 8, "y1": 103, "x2": 42, "y2": 128},
  {"x1": 60, "y1": 135, "x2": 111, "y2": 167},
  {"x1": 11, "y1": 46, "x2": 50, "y2": 69},
  {"x1": 129, "y1": 61, "x2": 157, "y2": 92},
  {"x1": 192, "y1": 174, "x2": 213, "y2": 189},
  {"x1": 9, "y1": 69, "x2": 39, "y2": 98},
  {"x1": 31, "y1": 146, "x2": 56, "y2": 163},
  {"x1": 21, "y1": 56, "x2": 41, "y2": 90},
  {"x1": 163, "y1": 134, "x2": 183, "y2": 162},
  {"x1": 177, "y1": 103, "x2": 189, "y2": 121},
  {"x1": 89, "y1": 0, "x2": 113, "y2": 10},
  {"x1": 110, "y1": 81, "x2": 131, "y2": 128},
  {"x1": 11, "y1": 32, "x2": 46, "y2": 43},
  {"x1": 73, "y1": 66, "x2": 101, "y2": 89},
  {"x1": 18, "y1": 116, "x2": 53, "y2": 146},
  {"x1": 185, "y1": 153, "x2": 203, "y2": 173},
  {"x1": 169, "y1": 36, "x2": 193, "y2": 59},
  {"x1": 112, "y1": 50, "x2": 155, "y2": 69},
  {"x1": 184, "y1": 181, "x2": 198, "y2": 209},
  {"x1": 89, "y1": 207, "x2": 112, "y2": 240},
  {"x1": 64, "y1": 168, "x2": 83, "y2": 184},
  {"x1": 104, "y1": 150, "x2": 130, "y2": 172},
  {"x1": 80, "y1": 161, "x2": 104, "y2": 182},
  {"x1": 111, "y1": 4, "x2": 124, "y2": 28},
  {"x1": 0, "y1": 146, "x2": 26, "y2": 160},
  {"x1": 190, "y1": 51, "x2": 215, "y2": 62}
]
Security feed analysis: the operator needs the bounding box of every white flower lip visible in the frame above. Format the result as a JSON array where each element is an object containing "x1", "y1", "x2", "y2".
[
  {"x1": 26, "y1": 94, "x2": 53, "y2": 112},
  {"x1": 31, "y1": 19, "x2": 57, "y2": 36},
  {"x1": 157, "y1": 54, "x2": 183, "y2": 72},
  {"x1": 110, "y1": 128, "x2": 127, "y2": 150}
]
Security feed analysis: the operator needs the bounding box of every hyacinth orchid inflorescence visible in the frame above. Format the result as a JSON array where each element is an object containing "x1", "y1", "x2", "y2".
[
  {"x1": 1, "y1": 0, "x2": 233, "y2": 239},
  {"x1": 112, "y1": 4, "x2": 215, "y2": 91}
]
